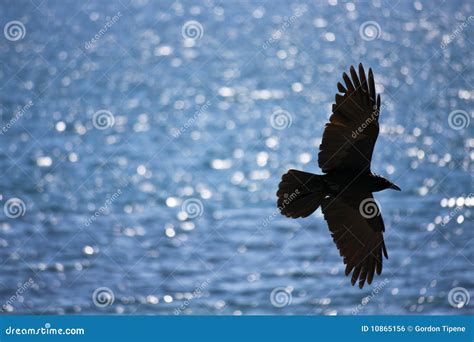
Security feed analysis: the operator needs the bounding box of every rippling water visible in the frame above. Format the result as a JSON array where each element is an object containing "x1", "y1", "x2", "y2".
[{"x1": 0, "y1": 0, "x2": 472, "y2": 315}]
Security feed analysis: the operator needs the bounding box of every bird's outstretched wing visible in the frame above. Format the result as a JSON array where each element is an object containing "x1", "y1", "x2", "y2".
[
  {"x1": 318, "y1": 64, "x2": 381, "y2": 174},
  {"x1": 321, "y1": 192, "x2": 388, "y2": 288}
]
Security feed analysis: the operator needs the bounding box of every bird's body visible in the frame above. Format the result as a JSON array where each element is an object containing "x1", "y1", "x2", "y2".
[
  {"x1": 277, "y1": 64, "x2": 400, "y2": 289},
  {"x1": 326, "y1": 171, "x2": 400, "y2": 194}
]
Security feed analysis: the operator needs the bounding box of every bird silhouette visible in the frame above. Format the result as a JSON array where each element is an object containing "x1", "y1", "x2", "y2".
[{"x1": 277, "y1": 64, "x2": 400, "y2": 289}]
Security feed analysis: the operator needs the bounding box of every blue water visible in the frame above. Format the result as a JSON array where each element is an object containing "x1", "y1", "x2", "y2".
[{"x1": 0, "y1": 0, "x2": 472, "y2": 315}]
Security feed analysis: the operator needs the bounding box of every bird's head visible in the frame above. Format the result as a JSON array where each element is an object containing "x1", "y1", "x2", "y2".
[{"x1": 371, "y1": 175, "x2": 401, "y2": 192}]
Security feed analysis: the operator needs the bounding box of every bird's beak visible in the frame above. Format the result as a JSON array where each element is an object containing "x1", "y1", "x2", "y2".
[{"x1": 390, "y1": 184, "x2": 401, "y2": 191}]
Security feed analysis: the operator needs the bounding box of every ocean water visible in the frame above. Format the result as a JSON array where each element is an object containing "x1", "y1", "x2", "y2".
[{"x1": 0, "y1": 0, "x2": 472, "y2": 315}]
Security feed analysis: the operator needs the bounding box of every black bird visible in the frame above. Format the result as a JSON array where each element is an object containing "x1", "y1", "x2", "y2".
[{"x1": 277, "y1": 64, "x2": 400, "y2": 289}]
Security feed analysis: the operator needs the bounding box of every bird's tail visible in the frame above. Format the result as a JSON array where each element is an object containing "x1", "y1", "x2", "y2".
[{"x1": 277, "y1": 169, "x2": 327, "y2": 218}]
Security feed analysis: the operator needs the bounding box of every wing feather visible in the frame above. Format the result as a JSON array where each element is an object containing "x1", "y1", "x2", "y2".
[
  {"x1": 321, "y1": 192, "x2": 388, "y2": 288},
  {"x1": 318, "y1": 64, "x2": 381, "y2": 173}
]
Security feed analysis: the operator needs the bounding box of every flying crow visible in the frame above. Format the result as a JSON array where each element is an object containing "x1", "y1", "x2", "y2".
[{"x1": 277, "y1": 64, "x2": 400, "y2": 289}]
